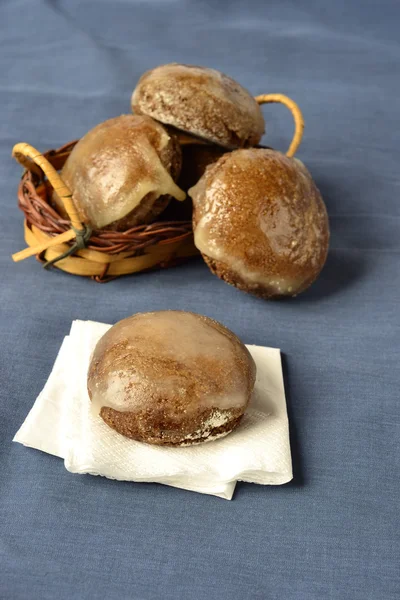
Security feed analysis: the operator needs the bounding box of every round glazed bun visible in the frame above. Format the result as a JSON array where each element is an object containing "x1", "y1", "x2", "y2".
[
  {"x1": 189, "y1": 149, "x2": 330, "y2": 299},
  {"x1": 131, "y1": 63, "x2": 265, "y2": 149},
  {"x1": 87, "y1": 311, "x2": 256, "y2": 446},
  {"x1": 53, "y1": 114, "x2": 185, "y2": 231}
]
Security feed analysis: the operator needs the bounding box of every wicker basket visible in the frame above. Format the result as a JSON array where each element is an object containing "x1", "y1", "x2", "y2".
[{"x1": 11, "y1": 94, "x2": 304, "y2": 281}]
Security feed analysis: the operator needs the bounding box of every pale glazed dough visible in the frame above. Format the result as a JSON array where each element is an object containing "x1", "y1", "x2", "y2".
[
  {"x1": 54, "y1": 114, "x2": 185, "y2": 230},
  {"x1": 132, "y1": 63, "x2": 265, "y2": 148},
  {"x1": 87, "y1": 311, "x2": 256, "y2": 446},
  {"x1": 189, "y1": 148, "x2": 330, "y2": 298}
]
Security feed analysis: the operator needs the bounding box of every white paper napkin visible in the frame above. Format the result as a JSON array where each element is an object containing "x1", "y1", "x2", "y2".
[{"x1": 14, "y1": 320, "x2": 292, "y2": 500}]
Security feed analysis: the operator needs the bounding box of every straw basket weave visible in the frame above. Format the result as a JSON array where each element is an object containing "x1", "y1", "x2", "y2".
[{"x1": 11, "y1": 94, "x2": 304, "y2": 281}]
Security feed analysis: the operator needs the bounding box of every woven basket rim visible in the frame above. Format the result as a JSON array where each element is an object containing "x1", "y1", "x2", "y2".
[
  {"x1": 13, "y1": 93, "x2": 304, "y2": 278},
  {"x1": 17, "y1": 140, "x2": 194, "y2": 256}
]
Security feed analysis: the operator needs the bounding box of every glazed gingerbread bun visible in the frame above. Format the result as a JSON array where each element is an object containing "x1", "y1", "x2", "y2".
[
  {"x1": 189, "y1": 148, "x2": 330, "y2": 299},
  {"x1": 52, "y1": 114, "x2": 185, "y2": 231},
  {"x1": 131, "y1": 63, "x2": 265, "y2": 149},
  {"x1": 87, "y1": 311, "x2": 256, "y2": 446}
]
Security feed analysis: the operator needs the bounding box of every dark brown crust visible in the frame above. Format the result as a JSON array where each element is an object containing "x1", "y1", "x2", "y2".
[
  {"x1": 104, "y1": 192, "x2": 170, "y2": 232},
  {"x1": 202, "y1": 254, "x2": 320, "y2": 299},
  {"x1": 99, "y1": 407, "x2": 244, "y2": 446},
  {"x1": 132, "y1": 63, "x2": 265, "y2": 149}
]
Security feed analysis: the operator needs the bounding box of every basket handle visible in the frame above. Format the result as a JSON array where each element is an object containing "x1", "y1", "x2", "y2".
[
  {"x1": 255, "y1": 94, "x2": 304, "y2": 157},
  {"x1": 11, "y1": 143, "x2": 88, "y2": 263},
  {"x1": 12, "y1": 143, "x2": 82, "y2": 228}
]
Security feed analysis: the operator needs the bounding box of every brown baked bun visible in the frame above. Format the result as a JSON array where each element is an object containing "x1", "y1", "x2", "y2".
[
  {"x1": 189, "y1": 148, "x2": 330, "y2": 299},
  {"x1": 87, "y1": 311, "x2": 256, "y2": 446},
  {"x1": 131, "y1": 63, "x2": 265, "y2": 149},
  {"x1": 52, "y1": 114, "x2": 185, "y2": 231}
]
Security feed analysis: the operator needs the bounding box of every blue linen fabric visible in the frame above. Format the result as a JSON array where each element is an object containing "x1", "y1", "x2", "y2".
[{"x1": 1, "y1": 1, "x2": 399, "y2": 598}]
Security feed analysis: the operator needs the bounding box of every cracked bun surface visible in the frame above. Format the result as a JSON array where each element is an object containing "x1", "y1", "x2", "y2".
[
  {"x1": 131, "y1": 63, "x2": 265, "y2": 149},
  {"x1": 189, "y1": 148, "x2": 330, "y2": 299},
  {"x1": 53, "y1": 114, "x2": 185, "y2": 231},
  {"x1": 87, "y1": 311, "x2": 256, "y2": 446}
]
